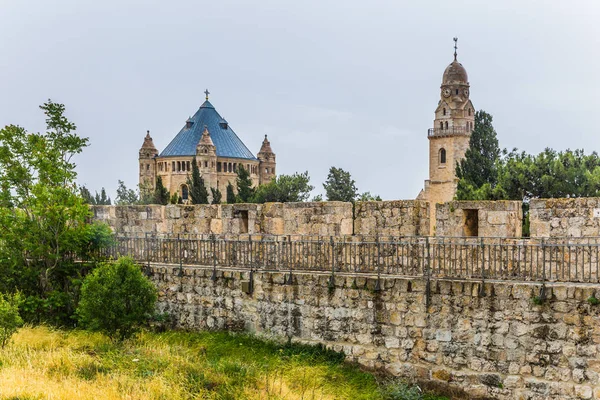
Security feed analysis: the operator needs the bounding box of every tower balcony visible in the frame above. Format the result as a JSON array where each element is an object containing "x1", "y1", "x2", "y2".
[{"x1": 428, "y1": 127, "x2": 471, "y2": 138}]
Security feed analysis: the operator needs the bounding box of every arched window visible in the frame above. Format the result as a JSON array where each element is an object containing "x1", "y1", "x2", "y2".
[
  {"x1": 443, "y1": 108, "x2": 446, "y2": 116},
  {"x1": 181, "y1": 185, "x2": 189, "y2": 201},
  {"x1": 439, "y1": 148, "x2": 447, "y2": 164},
  {"x1": 444, "y1": 121, "x2": 448, "y2": 130},
  {"x1": 439, "y1": 122, "x2": 443, "y2": 130},
  {"x1": 177, "y1": 161, "x2": 181, "y2": 172}
]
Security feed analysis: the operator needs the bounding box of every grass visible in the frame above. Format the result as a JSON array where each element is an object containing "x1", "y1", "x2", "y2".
[{"x1": 0, "y1": 326, "x2": 449, "y2": 400}]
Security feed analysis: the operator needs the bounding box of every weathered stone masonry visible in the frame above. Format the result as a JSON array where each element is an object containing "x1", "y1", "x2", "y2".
[{"x1": 151, "y1": 264, "x2": 600, "y2": 400}]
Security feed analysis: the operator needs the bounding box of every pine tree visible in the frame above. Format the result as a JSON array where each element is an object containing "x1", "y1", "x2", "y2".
[
  {"x1": 455, "y1": 110, "x2": 501, "y2": 200},
  {"x1": 226, "y1": 182, "x2": 236, "y2": 204},
  {"x1": 236, "y1": 165, "x2": 254, "y2": 203},
  {"x1": 153, "y1": 176, "x2": 169, "y2": 205},
  {"x1": 187, "y1": 157, "x2": 209, "y2": 204},
  {"x1": 211, "y1": 187, "x2": 222, "y2": 204},
  {"x1": 323, "y1": 166, "x2": 358, "y2": 202},
  {"x1": 80, "y1": 186, "x2": 95, "y2": 204},
  {"x1": 94, "y1": 188, "x2": 111, "y2": 205}
]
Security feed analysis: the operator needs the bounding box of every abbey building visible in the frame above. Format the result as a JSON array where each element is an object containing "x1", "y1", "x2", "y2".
[
  {"x1": 417, "y1": 41, "x2": 474, "y2": 232},
  {"x1": 139, "y1": 92, "x2": 276, "y2": 202}
]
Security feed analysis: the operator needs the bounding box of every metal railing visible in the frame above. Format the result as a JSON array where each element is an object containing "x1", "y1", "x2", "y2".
[{"x1": 100, "y1": 234, "x2": 600, "y2": 284}]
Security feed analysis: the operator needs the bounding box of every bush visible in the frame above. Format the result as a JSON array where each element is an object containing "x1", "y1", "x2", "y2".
[
  {"x1": 77, "y1": 257, "x2": 157, "y2": 341},
  {"x1": 0, "y1": 293, "x2": 23, "y2": 347}
]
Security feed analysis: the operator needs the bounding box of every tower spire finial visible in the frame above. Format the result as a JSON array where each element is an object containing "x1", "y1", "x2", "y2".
[
  {"x1": 204, "y1": 89, "x2": 210, "y2": 101},
  {"x1": 453, "y1": 37, "x2": 458, "y2": 61}
]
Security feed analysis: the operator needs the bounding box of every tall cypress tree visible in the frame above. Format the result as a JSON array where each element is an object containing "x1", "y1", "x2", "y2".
[
  {"x1": 211, "y1": 187, "x2": 222, "y2": 204},
  {"x1": 226, "y1": 182, "x2": 236, "y2": 204},
  {"x1": 153, "y1": 176, "x2": 169, "y2": 205},
  {"x1": 236, "y1": 165, "x2": 254, "y2": 203},
  {"x1": 187, "y1": 157, "x2": 209, "y2": 204},
  {"x1": 455, "y1": 110, "x2": 501, "y2": 199}
]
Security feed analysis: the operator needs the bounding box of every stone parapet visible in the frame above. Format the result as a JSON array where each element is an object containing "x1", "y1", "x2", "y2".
[
  {"x1": 530, "y1": 198, "x2": 600, "y2": 238},
  {"x1": 436, "y1": 201, "x2": 522, "y2": 237},
  {"x1": 149, "y1": 264, "x2": 600, "y2": 400},
  {"x1": 354, "y1": 200, "x2": 430, "y2": 237}
]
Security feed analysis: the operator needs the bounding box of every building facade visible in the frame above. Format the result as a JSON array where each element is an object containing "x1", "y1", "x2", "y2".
[
  {"x1": 139, "y1": 93, "x2": 276, "y2": 202},
  {"x1": 417, "y1": 42, "x2": 475, "y2": 233}
]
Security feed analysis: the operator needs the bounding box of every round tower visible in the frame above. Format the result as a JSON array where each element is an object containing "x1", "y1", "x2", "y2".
[
  {"x1": 418, "y1": 38, "x2": 475, "y2": 234},
  {"x1": 139, "y1": 130, "x2": 159, "y2": 193},
  {"x1": 196, "y1": 125, "x2": 218, "y2": 197},
  {"x1": 257, "y1": 135, "x2": 276, "y2": 184}
]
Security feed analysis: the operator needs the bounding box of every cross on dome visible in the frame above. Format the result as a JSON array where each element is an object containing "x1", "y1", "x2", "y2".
[
  {"x1": 204, "y1": 89, "x2": 210, "y2": 100},
  {"x1": 453, "y1": 37, "x2": 458, "y2": 61}
]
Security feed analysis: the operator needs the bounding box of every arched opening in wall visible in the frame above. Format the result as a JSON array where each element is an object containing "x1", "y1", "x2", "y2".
[
  {"x1": 468, "y1": 108, "x2": 472, "y2": 116},
  {"x1": 228, "y1": 163, "x2": 232, "y2": 173},
  {"x1": 186, "y1": 161, "x2": 191, "y2": 171},
  {"x1": 217, "y1": 162, "x2": 222, "y2": 172},
  {"x1": 233, "y1": 163, "x2": 237, "y2": 173},
  {"x1": 443, "y1": 108, "x2": 446, "y2": 116},
  {"x1": 172, "y1": 161, "x2": 175, "y2": 171},
  {"x1": 181, "y1": 185, "x2": 189, "y2": 201},
  {"x1": 463, "y1": 209, "x2": 479, "y2": 237},
  {"x1": 444, "y1": 121, "x2": 448, "y2": 130},
  {"x1": 204, "y1": 161, "x2": 208, "y2": 168},
  {"x1": 439, "y1": 122, "x2": 443, "y2": 130},
  {"x1": 439, "y1": 148, "x2": 446, "y2": 164}
]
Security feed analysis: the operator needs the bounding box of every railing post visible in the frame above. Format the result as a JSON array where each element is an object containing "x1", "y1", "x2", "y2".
[
  {"x1": 478, "y1": 237, "x2": 486, "y2": 297},
  {"x1": 374, "y1": 237, "x2": 381, "y2": 292},
  {"x1": 145, "y1": 232, "x2": 150, "y2": 275},
  {"x1": 178, "y1": 234, "x2": 183, "y2": 278},
  {"x1": 540, "y1": 238, "x2": 547, "y2": 301},
  {"x1": 211, "y1": 233, "x2": 217, "y2": 281},
  {"x1": 248, "y1": 235, "x2": 254, "y2": 294},
  {"x1": 425, "y1": 236, "x2": 431, "y2": 310},
  {"x1": 328, "y1": 236, "x2": 335, "y2": 290}
]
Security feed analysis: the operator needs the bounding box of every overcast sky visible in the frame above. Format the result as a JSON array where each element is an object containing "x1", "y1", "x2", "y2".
[{"x1": 1, "y1": 0, "x2": 599, "y2": 200}]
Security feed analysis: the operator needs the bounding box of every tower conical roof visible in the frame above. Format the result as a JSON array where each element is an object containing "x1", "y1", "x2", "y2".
[
  {"x1": 258, "y1": 135, "x2": 274, "y2": 155},
  {"x1": 160, "y1": 100, "x2": 256, "y2": 160}
]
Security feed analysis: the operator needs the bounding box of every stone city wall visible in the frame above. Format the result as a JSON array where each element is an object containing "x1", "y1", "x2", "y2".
[
  {"x1": 530, "y1": 198, "x2": 600, "y2": 238},
  {"x1": 150, "y1": 264, "x2": 600, "y2": 400},
  {"x1": 354, "y1": 200, "x2": 430, "y2": 237},
  {"x1": 436, "y1": 201, "x2": 522, "y2": 238}
]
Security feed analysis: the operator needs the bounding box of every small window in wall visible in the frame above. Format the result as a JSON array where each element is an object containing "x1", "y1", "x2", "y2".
[
  {"x1": 146, "y1": 164, "x2": 150, "y2": 171},
  {"x1": 181, "y1": 185, "x2": 189, "y2": 201},
  {"x1": 468, "y1": 108, "x2": 472, "y2": 116},
  {"x1": 204, "y1": 161, "x2": 208, "y2": 168},
  {"x1": 228, "y1": 163, "x2": 232, "y2": 173},
  {"x1": 455, "y1": 89, "x2": 459, "y2": 95},
  {"x1": 443, "y1": 108, "x2": 446, "y2": 116},
  {"x1": 463, "y1": 209, "x2": 479, "y2": 237},
  {"x1": 235, "y1": 210, "x2": 249, "y2": 233},
  {"x1": 439, "y1": 122, "x2": 443, "y2": 130},
  {"x1": 172, "y1": 161, "x2": 175, "y2": 171},
  {"x1": 233, "y1": 163, "x2": 237, "y2": 173},
  {"x1": 217, "y1": 162, "x2": 222, "y2": 172},
  {"x1": 439, "y1": 148, "x2": 446, "y2": 164},
  {"x1": 186, "y1": 161, "x2": 191, "y2": 171},
  {"x1": 444, "y1": 121, "x2": 448, "y2": 130}
]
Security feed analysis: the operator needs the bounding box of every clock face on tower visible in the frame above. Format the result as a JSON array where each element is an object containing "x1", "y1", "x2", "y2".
[{"x1": 443, "y1": 88, "x2": 451, "y2": 98}]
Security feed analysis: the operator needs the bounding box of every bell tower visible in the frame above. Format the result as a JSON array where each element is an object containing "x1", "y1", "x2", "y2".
[{"x1": 418, "y1": 38, "x2": 475, "y2": 234}]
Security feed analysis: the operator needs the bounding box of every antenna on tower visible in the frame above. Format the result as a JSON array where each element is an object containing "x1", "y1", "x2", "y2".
[{"x1": 453, "y1": 37, "x2": 458, "y2": 61}]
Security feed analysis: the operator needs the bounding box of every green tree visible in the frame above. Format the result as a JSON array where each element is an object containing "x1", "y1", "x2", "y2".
[
  {"x1": 187, "y1": 157, "x2": 209, "y2": 204},
  {"x1": 323, "y1": 167, "x2": 358, "y2": 202},
  {"x1": 312, "y1": 194, "x2": 323, "y2": 202},
  {"x1": 0, "y1": 293, "x2": 23, "y2": 348},
  {"x1": 455, "y1": 110, "x2": 501, "y2": 200},
  {"x1": 80, "y1": 186, "x2": 95, "y2": 204},
  {"x1": 252, "y1": 172, "x2": 314, "y2": 203},
  {"x1": 236, "y1": 165, "x2": 254, "y2": 203},
  {"x1": 226, "y1": 182, "x2": 236, "y2": 204},
  {"x1": 211, "y1": 187, "x2": 222, "y2": 204},
  {"x1": 153, "y1": 176, "x2": 169, "y2": 205},
  {"x1": 94, "y1": 188, "x2": 111, "y2": 205},
  {"x1": 357, "y1": 192, "x2": 382, "y2": 202},
  {"x1": 115, "y1": 180, "x2": 139, "y2": 205},
  {"x1": 77, "y1": 257, "x2": 157, "y2": 341},
  {"x1": 0, "y1": 101, "x2": 92, "y2": 321}
]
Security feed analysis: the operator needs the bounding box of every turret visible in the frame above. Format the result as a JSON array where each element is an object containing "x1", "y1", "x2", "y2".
[
  {"x1": 139, "y1": 130, "x2": 158, "y2": 192},
  {"x1": 196, "y1": 125, "x2": 218, "y2": 196},
  {"x1": 257, "y1": 135, "x2": 276, "y2": 184}
]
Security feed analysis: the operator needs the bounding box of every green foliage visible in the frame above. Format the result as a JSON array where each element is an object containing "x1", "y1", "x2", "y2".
[
  {"x1": 357, "y1": 192, "x2": 382, "y2": 202},
  {"x1": 0, "y1": 293, "x2": 23, "y2": 348},
  {"x1": 93, "y1": 188, "x2": 111, "y2": 205},
  {"x1": 236, "y1": 165, "x2": 254, "y2": 203},
  {"x1": 323, "y1": 166, "x2": 358, "y2": 202},
  {"x1": 210, "y1": 187, "x2": 222, "y2": 204},
  {"x1": 226, "y1": 182, "x2": 236, "y2": 204},
  {"x1": 252, "y1": 171, "x2": 314, "y2": 203},
  {"x1": 312, "y1": 194, "x2": 323, "y2": 202},
  {"x1": 153, "y1": 176, "x2": 169, "y2": 205},
  {"x1": 187, "y1": 157, "x2": 209, "y2": 204},
  {"x1": 80, "y1": 186, "x2": 94, "y2": 204},
  {"x1": 588, "y1": 295, "x2": 600, "y2": 306},
  {"x1": 77, "y1": 257, "x2": 157, "y2": 341},
  {"x1": 115, "y1": 180, "x2": 139, "y2": 205},
  {"x1": 532, "y1": 295, "x2": 544, "y2": 305},
  {"x1": 456, "y1": 111, "x2": 501, "y2": 200},
  {"x1": 169, "y1": 192, "x2": 180, "y2": 205},
  {"x1": 0, "y1": 100, "x2": 96, "y2": 323}
]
